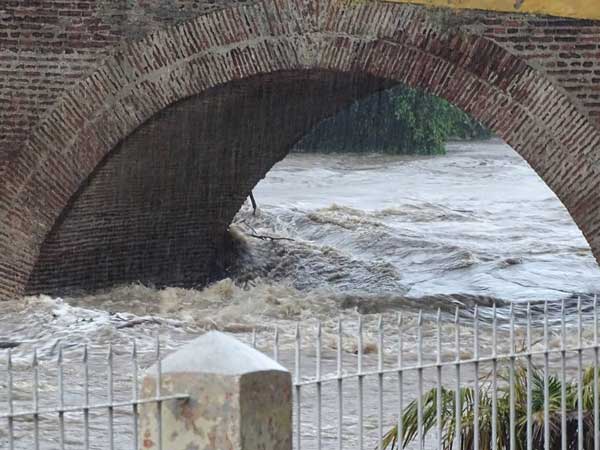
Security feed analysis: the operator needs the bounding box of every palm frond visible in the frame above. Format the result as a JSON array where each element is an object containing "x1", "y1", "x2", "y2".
[{"x1": 381, "y1": 363, "x2": 599, "y2": 450}]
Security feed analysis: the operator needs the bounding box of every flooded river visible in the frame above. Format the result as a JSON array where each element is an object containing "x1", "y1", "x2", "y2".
[{"x1": 1, "y1": 139, "x2": 600, "y2": 449}]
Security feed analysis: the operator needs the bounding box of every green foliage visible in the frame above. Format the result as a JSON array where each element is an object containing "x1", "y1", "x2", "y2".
[
  {"x1": 295, "y1": 85, "x2": 491, "y2": 155},
  {"x1": 382, "y1": 364, "x2": 598, "y2": 450}
]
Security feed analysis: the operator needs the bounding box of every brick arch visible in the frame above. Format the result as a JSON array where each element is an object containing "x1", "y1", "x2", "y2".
[
  {"x1": 25, "y1": 70, "x2": 390, "y2": 294},
  {"x1": 1, "y1": 0, "x2": 599, "y2": 299}
]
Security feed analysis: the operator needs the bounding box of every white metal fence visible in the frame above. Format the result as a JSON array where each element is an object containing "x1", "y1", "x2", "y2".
[
  {"x1": 0, "y1": 338, "x2": 188, "y2": 450},
  {"x1": 1, "y1": 297, "x2": 599, "y2": 450}
]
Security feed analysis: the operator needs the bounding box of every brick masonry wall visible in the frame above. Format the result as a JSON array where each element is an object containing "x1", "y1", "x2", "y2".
[
  {"x1": 26, "y1": 71, "x2": 387, "y2": 294},
  {"x1": 0, "y1": 0, "x2": 243, "y2": 170},
  {"x1": 464, "y1": 12, "x2": 600, "y2": 122},
  {"x1": 0, "y1": 0, "x2": 600, "y2": 298},
  {"x1": 3, "y1": 1, "x2": 600, "y2": 168}
]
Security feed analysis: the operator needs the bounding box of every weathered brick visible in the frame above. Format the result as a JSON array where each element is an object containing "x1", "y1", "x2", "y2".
[{"x1": 0, "y1": 0, "x2": 599, "y2": 299}]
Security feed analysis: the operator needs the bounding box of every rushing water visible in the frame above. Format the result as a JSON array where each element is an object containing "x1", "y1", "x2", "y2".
[
  {"x1": 242, "y1": 139, "x2": 600, "y2": 302},
  {"x1": 1, "y1": 139, "x2": 600, "y2": 449}
]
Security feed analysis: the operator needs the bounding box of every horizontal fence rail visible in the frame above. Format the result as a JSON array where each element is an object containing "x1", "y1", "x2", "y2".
[{"x1": 1, "y1": 296, "x2": 600, "y2": 449}]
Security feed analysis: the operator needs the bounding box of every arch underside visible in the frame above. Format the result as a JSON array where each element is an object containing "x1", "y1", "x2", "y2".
[
  {"x1": 26, "y1": 71, "x2": 391, "y2": 294},
  {"x1": 0, "y1": 0, "x2": 598, "y2": 298}
]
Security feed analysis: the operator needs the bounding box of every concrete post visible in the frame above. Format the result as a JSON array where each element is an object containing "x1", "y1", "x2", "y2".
[{"x1": 139, "y1": 331, "x2": 292, "y2": 450}]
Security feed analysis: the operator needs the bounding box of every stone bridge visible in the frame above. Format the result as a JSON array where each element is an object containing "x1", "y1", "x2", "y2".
[{"x1": 1, "y1": 0, "x2": 600, "y2": 300}]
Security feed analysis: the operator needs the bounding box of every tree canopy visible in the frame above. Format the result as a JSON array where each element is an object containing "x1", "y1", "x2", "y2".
[{"x1": 295, "y1": 85, "x2": 491, "y2": 155}]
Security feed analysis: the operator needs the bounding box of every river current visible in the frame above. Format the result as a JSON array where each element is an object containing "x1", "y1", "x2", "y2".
[{"x1": 1, "y1": 139, "x2": 600, "y2": 449}]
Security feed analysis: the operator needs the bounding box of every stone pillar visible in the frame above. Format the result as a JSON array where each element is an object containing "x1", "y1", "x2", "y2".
[{"x1": 139, "y1": 331, "x2": 292, "y2": 450}]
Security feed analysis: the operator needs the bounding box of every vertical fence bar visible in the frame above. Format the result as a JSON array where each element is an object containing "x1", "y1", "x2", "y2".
[
  {"x1": 561, "y1": 299, "x2": 567, "y2": 450},
  {"x1": 7, "y1": 348, "x2": 14, "y2": 450},
  {"x1": 108, "y1": 343, "x2": 114, "y2": 450},
  {"x1": 337, "y1": 319, "x2": 344, "y2": 450},
  {"x1": 526, "y1": 302, "x2": 532, "y2": 450},
  {"x1": 274, "y1": 327, "x2": 280, "y2": 363},
  {"x1": 473, "y1": 306, "x2": 480, "y2": 450},
  {"x1": 358, "y1": 315, "x2": 364, "y2": 450},
  {"x1": 436, "y1": 308, "x2": 443, "y2": 450},
  {"x1": 58, "y1": 342, "x2": 65, "y2": 450},
  {"x1": 378, "y1": 315, "x2": 384, "y2": 450},
  {"x1": 543, "y1": 301, "x2": 550, "y2": 450},
  {"x1": 398, "y1": 313, "x2": 404, "y2": 450},
  {"x1": 337, "y1": 319, "x2": 343, "y2": 450},
  {"x1": 509, "y1": 303, "x2": 516, "y2": 450},
  {"x1": 156, "y1": 336, "x2": 163, "y2": 450},
  {"x1": 491, "y1": 303, "x2": 498, "y2": 450},
  {"x1": 252, "y1": 329, "x2": 257, "y2": 349},
  {"x1": 455, "y1": 307, "x2": 462, "y2": 450},
  {"x1": 33, "y1": 348, "x2": 40, "y2": 450},
  {"x1": 295, "y1": 323, "x2": 301, "y2": 450},
  {"x1": 83, "y1": 344, "x2": 90, "y2": 450},
  {"x1": 417, "y1": 310, "x2": 424, "y2": 450},
  {"x1": 316, "y1": 320, "x2": 322, "y2": 450},
  {"x1": 132, "y1": 341, "x2": 139, "y2": 450},
  {"x1": 595, "y1": 294, "x2": 599, "y2": 450},
  {"x1": 578, "y1": 297, "x2": 583, "y2": 450}
]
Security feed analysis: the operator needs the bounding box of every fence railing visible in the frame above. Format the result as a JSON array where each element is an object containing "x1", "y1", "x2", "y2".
[
  {"x1": 1, "y1": 297, "x2": 599, "y2": 450},
  {"x1": 280, "y1": 297, "x2": 600, "y2": 450},
  {"x1": 0, "y1": 338, "x2": 189, "y2": 450}
]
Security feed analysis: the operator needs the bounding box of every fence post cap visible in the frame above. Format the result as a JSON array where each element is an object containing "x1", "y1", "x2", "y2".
[
  {"x1": 140, "y1": 331, "x2": 292, "y2": 450},
  {"x1": 159, "y1": 330, "x2": 288, "y2": 376}
]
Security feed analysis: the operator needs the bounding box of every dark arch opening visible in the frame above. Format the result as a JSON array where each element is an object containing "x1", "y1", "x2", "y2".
[{"x1": 25, "y1": 70, "x2": 393, "y2": 295}]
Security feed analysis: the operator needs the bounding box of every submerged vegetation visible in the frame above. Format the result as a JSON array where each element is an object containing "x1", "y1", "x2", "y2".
[
  {"x1": 296, "y1": 85, "x2": 491, "y2": 155},
  {"x1": 383, "y1": 364, "x2": 597, "y2": 450}
]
